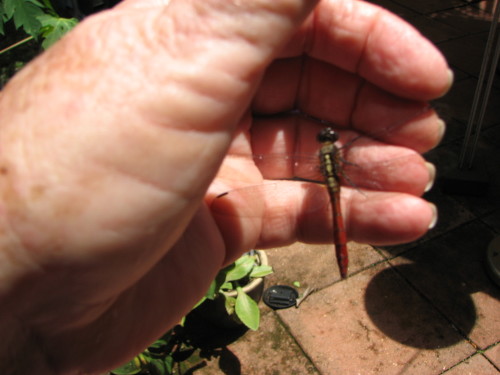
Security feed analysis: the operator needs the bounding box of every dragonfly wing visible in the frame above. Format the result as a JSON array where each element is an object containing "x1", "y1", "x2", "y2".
[
  {"x1": 252, "y1": 153, "x2": 323, "y2": 182},
  {"x1": 340, "y1": 145, "x2": 429, "y2": 195},
  {"x1": 248, "y1": 148, "x2": 429, "y2": 196}
]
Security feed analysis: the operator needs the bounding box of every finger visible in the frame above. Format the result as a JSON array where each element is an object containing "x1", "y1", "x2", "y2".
[
  {"x1": 253, "y1": 60, "x2": 445, "y2": 153},
  {"x1": 295, "y1": 61, "x2": 445, "y2": 152},
  {"x1": 289, "y1": 0, "x2": 452, "y2": 100},
  {"x1": 210, "y1": 181, "x2": 435, "y2": 252},
  {"x1": 349, "y1": 85, "x2": 444, "y2": 152},
  {"x1": 293, "y1": 186, "x2": 435, "y2": 246}
]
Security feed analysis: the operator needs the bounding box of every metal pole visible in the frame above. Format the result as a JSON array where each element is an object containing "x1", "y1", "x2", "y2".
[{"x1": 459, "y1": 0, "x2": 500, "y2": 169}]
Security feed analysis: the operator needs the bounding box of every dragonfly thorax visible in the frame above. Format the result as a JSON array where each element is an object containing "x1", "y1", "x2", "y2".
[{"x1": 317, "y1": 127, "x2": 339, "y2": 144}]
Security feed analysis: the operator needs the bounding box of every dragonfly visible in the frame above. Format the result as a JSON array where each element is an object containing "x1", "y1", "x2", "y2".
[
  {"x1": 316, "y1": 126, "x2": 348, "y2": 278},
  {"x1": 210, "y1": 108, "x2": 435, "y2": 279}
]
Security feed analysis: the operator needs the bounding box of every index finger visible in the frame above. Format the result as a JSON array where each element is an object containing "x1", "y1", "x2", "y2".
[{"x1": 285, "y1": 0, "x2": 452, "y2": 100}]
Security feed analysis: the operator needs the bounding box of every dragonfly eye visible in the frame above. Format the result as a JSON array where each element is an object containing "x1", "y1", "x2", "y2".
[{"x1": 317, "y1": 127, "x2": 339, "y2": 143}]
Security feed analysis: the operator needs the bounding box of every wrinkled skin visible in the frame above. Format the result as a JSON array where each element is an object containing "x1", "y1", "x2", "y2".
[{"x1": 0, "y1": 0, "x2": 451, "y2": 374}]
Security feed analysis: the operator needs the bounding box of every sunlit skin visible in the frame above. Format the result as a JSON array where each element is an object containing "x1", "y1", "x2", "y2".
[{"x1": 0, "y1": 0, "x2": 451, "y2": 374}]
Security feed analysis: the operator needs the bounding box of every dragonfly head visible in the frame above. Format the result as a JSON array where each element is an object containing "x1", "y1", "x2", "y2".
[{"x1": 317, "y1": 127, "x2": 339, "y2": 144}]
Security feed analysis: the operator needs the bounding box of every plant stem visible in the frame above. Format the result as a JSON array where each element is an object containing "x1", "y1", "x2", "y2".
[{"x1": 0, "y1": 36, "x2": 34, "y2": 55}]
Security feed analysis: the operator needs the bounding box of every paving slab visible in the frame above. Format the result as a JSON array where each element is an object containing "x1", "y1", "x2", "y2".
[
  {"x1": 265, "y1": 242, "x2": 384, "y2": 289},
  {"x1": 409, "y1": 15, "x2": 465, "y2": 43},
  {"x1": 388, "y1": 220, "x2": 500, "y2": 349},
  {"x1": 444, "y1": 353, "x2": 500, "y2": 375},
  {"x1": 276, "y1": 263, "x2": 474, "y2": 374},
  {"x1": 484, "y1": 343, "x2": 500, "y2": 369},
  {"x1": 429, "y1": 5, "x2": 494, "y2": 34},
  {"x1": 367, "y1": 0, "x2": 420, "y2": 19},
  {"x1": 438, "y1": 33, "x2": 489, "y2": 78},
  {"x1": 188, "y1": 310, "x2": 319, "y2": 375}
]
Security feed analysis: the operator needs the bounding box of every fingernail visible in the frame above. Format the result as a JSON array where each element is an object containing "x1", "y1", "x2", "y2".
[
  {"x1": 437, "y1": 69, "x2": 454, "y2": 98},
  {"x1": 428, "y1": 203, "x2": 438, "y2": 229},
  {"x1": 425, "y1": 162, "x2": 436, "y2": 192},
  {"x1": 443, "y1": 69, "x2": 454, "y2": 95},
  {"x1": 447, "y1": 69, "x2": 455, "y2": 87},
  {"x1": 436, "y1": 119, "x2": 446, "y2": 145}
]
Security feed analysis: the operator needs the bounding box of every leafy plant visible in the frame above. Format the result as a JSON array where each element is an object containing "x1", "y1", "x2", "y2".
[
  {"x1": 37, "y1": 10, "x2": 78, "y2": 49},
  {"x1": 0, "y1": 0, "x2": 78, "y2": 50},
  {"x1": 199, "y1": 250, "x2": 273, "y2": 331},
  {"x1": 111, "y1": 328, "x2": 194, "y2": 375},
  {"x1": 110, "y1": 251, "x2": 273, "y2": 375}
]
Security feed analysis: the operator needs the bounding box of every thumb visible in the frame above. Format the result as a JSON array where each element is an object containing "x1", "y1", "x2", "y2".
[{"x1": 0, "y1": 1, "x2": 317, "y2": 274}]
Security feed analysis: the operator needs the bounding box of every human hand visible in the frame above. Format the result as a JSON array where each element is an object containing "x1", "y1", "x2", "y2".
[
  {"x1": 208, "y1": 1, "x2": 449, "y2": 258},
  {"x1": 0, "y1": 0, "x2": 450, "y2": 374}
]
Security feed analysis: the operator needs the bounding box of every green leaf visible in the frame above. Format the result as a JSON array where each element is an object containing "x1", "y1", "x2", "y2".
[
  {"x1": 40, "y1": 0, "x2": 55, "y2": 12},
  {"x1": 5, "y1": 0, "x2": 45, "y2": 36},
  {"x1": 220, "y1": 281, "x2": 233, "y2": 291},
  {"x1": 204, "y1": 279, "x2": 218, "y2": 299},
  {"x1": 28, "y1": 0, "x2": 46, "y2": 8},
  {"x1": 163, "y1": 355, "x2": 174, "y2": 373},
  {"x1": 3, "y1": 0, "x2": 16, "y2": 19},
  {"x1": 205, "y1": 268, "x2": 227, "y2": 299},
  {"x1": 235, "y1": 287, "x2": 260, "y2": 331},
  {"x1": 0, "y1": 2, "x2": 5, "y2": 35},
  {"x1": 225, "y1": 256, "x2": 255, "y2": 282},
  {"x1": 234, "y1": 254, "x2": 254, "y2": 266},
  {"x1": 249, "y1": 264, "x2": 273, "y2": 278},
  {"x1": 293, "y1": 281, "x2": 301, "y2": 288},
  {"x1": 110, "y1": 357, "x2": 143, "y2": 375},
  {"x1": 38, "y1": 13, "x2": 77, "y2": 49},
  {"x1": 224, "y1": 295, "x2": 236, "y2": 316},
  {"x1": 149, "y1": 358, "x2": 168, "y2": 375},
  {"x1": 160, "y1": 329, "x2": 175, "y2": 342},
  {"x1": 148, "y1": 339, "x2": 167, "y2": 356}
]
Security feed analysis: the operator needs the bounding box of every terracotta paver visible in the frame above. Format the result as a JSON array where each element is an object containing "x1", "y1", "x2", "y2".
[
  {"x1": 265, "y1": 242, "x2": 384, "y2": 289},
  {"x1": 190, "y1": 310, "x2": 319, "y2": 375},
  {"x1": 276, "y1": 263, "x2": 474, "y2": 374},
  {"x1": 388, "y1": 221, "x2": 500, "y2": 349},
  {"x1": 378, "y1": 182, "x2": 477, "y2": 258},
  {"x1": 409, "y1": 15, "x2": 464, "y2": 43},
  {"x1": 485, "y1": 343, "x2": 500, "y2": 369},
  {"x1": 429, "y1": 5, "x2": 493, "y2": 34},
  {"x1": 443, "y1": 354, "x2": 499, "y2": 375},
  {"x1": 439, "y1": 33, "x2": 489, "y2": 77},
  {"x1": 370, "y1": 0, "x2": 419, "y2": 19}
]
